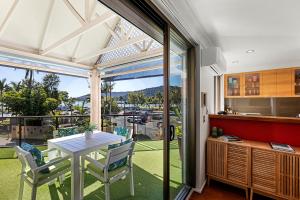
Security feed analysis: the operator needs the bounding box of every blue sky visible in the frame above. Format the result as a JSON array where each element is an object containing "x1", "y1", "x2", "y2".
[{"x1": 0, "y1": 66, "x2": 164, "y2": 97}]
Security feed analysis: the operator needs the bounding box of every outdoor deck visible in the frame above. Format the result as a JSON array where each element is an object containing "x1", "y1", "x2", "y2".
[{"x1": 0, "y1": 140, "x2": 181, "y2": 200}]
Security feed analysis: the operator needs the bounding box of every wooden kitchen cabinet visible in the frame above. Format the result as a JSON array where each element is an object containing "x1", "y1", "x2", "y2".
[
  {"x1": 294, "y1": 68, "x2": 300, "y2": 96},
  {"x1": 225, "y1": 67, "x2": 297, "y2": 97},
  {"x1": 225, "y1": 73, "x2": 244, "y2": 97},
  {"x1": 276, "y1": 68, "x2": 293, "y2": 97},
  {"x1": 261, "y1": 70, "x2": 277, "y2": 96},
  {"x1": 244, "y1": 72, "x2": 261, "y2": 96},
  {"x1": 207, "y1": 137, "x2": 300, "y2": 200}
]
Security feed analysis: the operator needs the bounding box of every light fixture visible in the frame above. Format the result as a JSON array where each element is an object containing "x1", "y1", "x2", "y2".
[{"x1": 246, "y1": 49, "x2": 255, "y2": 53}]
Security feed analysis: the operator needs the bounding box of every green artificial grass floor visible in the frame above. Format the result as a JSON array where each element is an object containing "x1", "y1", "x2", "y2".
[{"x1": 0, "y1": 140, "x2": 183, "y2": 200}]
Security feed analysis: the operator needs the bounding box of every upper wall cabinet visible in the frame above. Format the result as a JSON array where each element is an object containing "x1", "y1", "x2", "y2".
[
  {"x1": 245, "y1": 72, "x2": 261, "y2": 96},
  {"x1": 261, "y1": 70, "x2": 276, "y2": 97},
  {"x1": 225, "y1": 67, "x2": 297, "y2": 98},
  {"x1": 276, "y1": 68, "x2": 293, "y2": 97},
  {"x1": 225, "y1": 74, "x2": 244, "y2": 97},
  {"x1": 294, "y1": 68, "x2": 300, "y2": 96}
]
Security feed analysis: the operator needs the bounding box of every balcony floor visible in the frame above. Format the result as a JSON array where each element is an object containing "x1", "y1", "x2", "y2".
[{"x1": 0, "y1": 140, "x2": 182, "y2": 200}]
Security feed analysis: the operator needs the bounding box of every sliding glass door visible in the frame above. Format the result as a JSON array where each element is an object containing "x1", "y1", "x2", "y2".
[
  {"x1": 168, "y1": 29, "x2": 189, "y2": 199},
  {"x1": 98, "y1": 1, "x2": 195, "y2": 199}
]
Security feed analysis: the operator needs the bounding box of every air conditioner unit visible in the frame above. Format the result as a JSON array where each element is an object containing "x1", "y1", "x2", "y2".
[{"x1": 201, "y1": 47, "x2": 226, "y2": 75}]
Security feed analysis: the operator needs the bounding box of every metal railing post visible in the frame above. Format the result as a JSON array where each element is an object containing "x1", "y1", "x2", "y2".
[{"x1": 18, "y1": 117, "x2": 22, "y2": 146}]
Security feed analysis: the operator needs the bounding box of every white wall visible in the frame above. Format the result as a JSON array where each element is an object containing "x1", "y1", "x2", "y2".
[{"x1": 195, "y1": 46, "x2": 216, "y2": 192}]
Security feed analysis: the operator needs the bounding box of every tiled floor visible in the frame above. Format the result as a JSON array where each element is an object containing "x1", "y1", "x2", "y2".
[{"x1": 189, "y1": 181, "x2": 273, "y2": 200}]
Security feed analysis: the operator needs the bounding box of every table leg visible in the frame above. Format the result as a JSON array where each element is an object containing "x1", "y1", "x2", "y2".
[{"x1": 71, "y1": 156, "x2": 81, "y2": 200}]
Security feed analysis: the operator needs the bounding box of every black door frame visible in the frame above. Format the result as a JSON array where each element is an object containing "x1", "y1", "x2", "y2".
[{"x1": 98, "y1": 1, "x2": 197, "y2": 199}]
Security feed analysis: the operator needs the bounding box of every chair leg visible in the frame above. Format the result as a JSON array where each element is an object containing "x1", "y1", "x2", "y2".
[
  {"x1": 104, "y1": 183, "x2": 110, "y2": 200},
  {"x1": 31, "y1": 186, "x2": 37, "y2": 200},
  {"x1": 18, "y1": 175, "x2": 24, "y2": 200},
  {"x1": 130, "y1": 168, "x2": 134, "y2": 196},
  {"x1": 80, "y1": 157, "x2": 85, "y2": 199},
  {"x1": 250, "y1": 188, "x2": 253, "y2": 200},
  {"x1": 245, "y1": 188, "x2": 249, "y2": 200}
]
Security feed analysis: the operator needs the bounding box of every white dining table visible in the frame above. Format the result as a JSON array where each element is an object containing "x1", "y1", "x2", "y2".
[{"x1": 47, "y1": 131, "x2": 125, "y2": 200}]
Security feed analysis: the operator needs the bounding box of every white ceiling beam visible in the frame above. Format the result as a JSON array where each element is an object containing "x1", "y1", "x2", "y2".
[
  {"x1": 85, "y1": 0, "x2": 90, "y2": 22},
  {"x1": 41, "y1": 11, "x2": 115, "y2": 55},
  {"x1": 104, "y1": 22, "x2": 119, "y2": 39},
  {"x1": 39, "y1": 0, "x2": 56, "y2": 51},
  {"x1": 75, "y1": 34, "x2": 148, "y2": 62},
  {"x1": 71, "y1": 35, "x2": 83, "y2": 60},
  {"x1": 0, "y1": 44, "x2": 91, "y2": 70},
  {"x1": 88, "y1": 0, "x2": 97, "y2": 21},
  {"x1": 0, "y1": 60, "x2": 89, "y2": 78},
  {"x1": 101, "y1": 64, "x2": 162, "y2": 78},
  {"x1": 62, "y1": 0, "x2": 86, "y2": 25},
  {"x1": 145, "y1": 40, "x2": 154, "y2": 51},
  {"x1": 0, "y1": 0, "x2": 20, "y2": 36},
  {"x1": 95, "y1": 47, "x2": 163, "y2": 69}
]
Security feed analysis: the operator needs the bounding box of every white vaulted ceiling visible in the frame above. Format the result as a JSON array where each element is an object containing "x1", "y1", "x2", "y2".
[
  {"x1": 153, "y1": 0, "x2": 300, "y2": 73},
  {"x1": 0, "y1": 0, "x2": 163, "y2": 77}
]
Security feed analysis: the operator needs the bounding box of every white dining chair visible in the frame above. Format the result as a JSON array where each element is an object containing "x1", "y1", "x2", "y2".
[
  {"x1": 82, "y1": 141, "x2": 135, "y2": 200},
  {"x1": 15, "y1": 146, "x2": 71, "y2": 200}
]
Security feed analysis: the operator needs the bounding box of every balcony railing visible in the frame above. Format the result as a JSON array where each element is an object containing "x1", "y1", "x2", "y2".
[
  {"x1": 0, "y1": 112, "x2": 164, "y2": 147},
  {"x1": 0, "y1": 115, "x2": 90, "y2": 147}
]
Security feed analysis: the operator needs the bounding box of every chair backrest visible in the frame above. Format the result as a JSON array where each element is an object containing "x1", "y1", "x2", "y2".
[
  {"x1": 106, "y1": 141, "x2": 135, "y2": 168},
  {"x1": 57, "y1": 126, "x2": 78, "y2": 137},
  {"x1": 15, "y1": 146, "x2": 37, "y2": 170},
  {"x1": 113, "y1": 127, "x2": 133, "y2": 139}
]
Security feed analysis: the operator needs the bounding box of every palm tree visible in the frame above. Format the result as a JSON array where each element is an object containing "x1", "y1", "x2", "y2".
[
  {"x1": 155, "y1": 92, "x2": 163, "y2": 110},
  {"x1": 25, "y1": 69, "x2": 33, "y2": 88},
  {"x1": 101, "y1": 82, "x2": 109, "y2": 114},
  {"x1": 10, "y1": 81, "x2": 21, "y2": 91},
  {"x1": 0, "y1": 78, "x2": 7, "y2": 117},
  {"x1": 108, "y1": 82, "x2": 115, "y2": 114}
]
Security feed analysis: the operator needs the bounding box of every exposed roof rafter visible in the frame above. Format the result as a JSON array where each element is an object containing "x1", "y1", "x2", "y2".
[
  {"x1": 0, "y1": 43, "x2": 91, "y2": 70},
  {"x1": 0, "y1": 60, "x2": 88, "y2": 78},
  {"x1": 101, "y1": 64, "x2": 162, "y2": 78},
  {"x1": 39, "y1": 0, "x2": 56, "y2": 51},
  {"x1": 71, "y1": 35, "x2": 83, "y2": 61},
  {"x1": 0, "y1": 0, "x2": 20, "y2": 36},
  {"x1": 96, "y1": 47, "x2": 163, "y2": 69},
  {"x1": 76, "y1": 34, "x2": 148, "y2": 62},
  {"x1": 40, "y1": 11, "x2": 116, "y2": 55},
  {"x1": 62, "y1": 0, "x2": 86, "y2": 25}
]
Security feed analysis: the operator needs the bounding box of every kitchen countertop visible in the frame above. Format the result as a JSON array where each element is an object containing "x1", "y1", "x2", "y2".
[{"x1": 209, "y1": 114, "x2": 300, "y2": 124}]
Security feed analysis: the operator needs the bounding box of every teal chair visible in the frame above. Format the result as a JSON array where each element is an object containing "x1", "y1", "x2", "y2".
[
  {"x1": 113, "y1": 127, "x2": 133, "y2": 140},
  {"x1": 53, "y1": 126, "x2": 79, "y2": 138},
  {"x1": 15, "y1": 146, "x2": 71, "y2": 200},
  {"x1": 82, "y1": 141, "x2": 135, "y2": 200}
]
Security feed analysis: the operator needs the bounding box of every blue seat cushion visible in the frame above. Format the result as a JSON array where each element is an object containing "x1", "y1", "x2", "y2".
[
  {"x1": 114, "y1": 127, "x2": 129, "y2": 138},
  {"x1": 107, "y1": 139, "x2": 132, "y2": 171},
  {"x1": 58, "y1": 127, "x2": 78, "y2": 137},
  {"x1": 20, "y1": 143, "x2": 49, "y2": 173}
]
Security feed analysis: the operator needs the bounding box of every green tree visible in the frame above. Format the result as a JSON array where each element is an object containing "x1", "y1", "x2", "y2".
[
  {"x1": 0, "y1": 78, "x2": 7, "y2": 117},
  {"x1": 128, "y1": 92, "x2": 139, "y2": 108},
  {"x1": 43, "y1": 74, "x2": 60, "y2": 99},
  {"x1": 44, "y1": 98, "x2": 59, "y2": 115},
  {"x1": 170, "y1": 87, "x2": 181, "y2": 108},
  {"x1": 3, "y1": 74, "x2": 63, "y2": 116},
  {"x1": 65, "y1": 97, "x2": 75, "y2": 116},
  {"x1": 155, "y1": 91, "x2": 163, "y2": 110},
  {"x1": 9, "y1": 81, "x2": 21, "y2": 91}
]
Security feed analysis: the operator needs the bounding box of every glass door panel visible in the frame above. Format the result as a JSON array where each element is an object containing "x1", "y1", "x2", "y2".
[
  {"x1": 295, "y1": 69, "x2": 300, "y2": 95},
  {"x1": 245, "y1": 73, "x2": 260, "y2": 96},
  {"x1": 227, "y1": 75, "x2": 241, "y2": 96},
  {"x1": 169, "y1": 30, "x2": 188, "y2": 199}
]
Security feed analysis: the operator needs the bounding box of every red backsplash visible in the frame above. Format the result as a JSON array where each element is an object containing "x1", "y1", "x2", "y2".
[{"x1": 210, "y1": 117, "x2": 300, "y2": 146}]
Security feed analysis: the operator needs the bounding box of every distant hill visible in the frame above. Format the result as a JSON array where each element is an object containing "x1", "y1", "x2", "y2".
[{"x1": 76, "y1": 85, "x2": 179, "y2": 101}]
